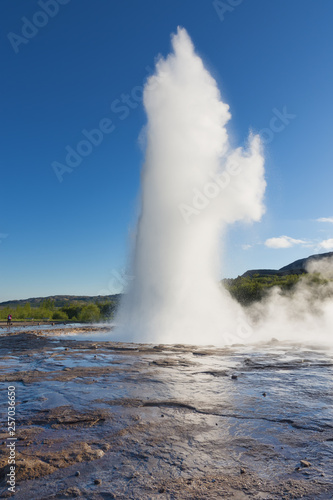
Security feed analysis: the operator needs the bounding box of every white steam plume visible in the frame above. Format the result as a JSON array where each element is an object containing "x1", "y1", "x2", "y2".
[
  {"x1": 248, "y1": 256, "x2": 333, "y2": 346},
  {"x1": 115, "y1": 27, "x2": 266, "y2": 345}
]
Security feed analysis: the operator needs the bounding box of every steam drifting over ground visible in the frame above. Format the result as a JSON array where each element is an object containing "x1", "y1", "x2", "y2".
[
  {"x1": 249, "y1": 256, "x2": 333, "y2": 346},
  {"x1": 116, "y1": 27, "x2": 266, "y2": 345}
]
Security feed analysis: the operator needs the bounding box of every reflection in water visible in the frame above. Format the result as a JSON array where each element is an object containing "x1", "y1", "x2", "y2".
[{"x1": 1, "y1": 332, "x2": 332, "y2": 497}]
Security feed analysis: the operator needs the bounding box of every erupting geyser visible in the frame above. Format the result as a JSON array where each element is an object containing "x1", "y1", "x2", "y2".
[{"x1": 116, "y1": 27, "x2": 266, "y2": 344}]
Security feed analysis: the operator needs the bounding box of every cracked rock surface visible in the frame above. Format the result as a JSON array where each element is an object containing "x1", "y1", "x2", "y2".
[{"x1": 0, "y1": 328, "x2": 333, "y2": 499}]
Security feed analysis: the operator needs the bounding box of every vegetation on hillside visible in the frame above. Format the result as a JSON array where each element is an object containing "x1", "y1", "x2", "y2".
[
  {"x1": 223, "y1": 272, "x2": 332, "y2": 305},
  {"x1": 1, "y1": 271, "x2": 332, "y2": 322},
  {"x1": 0, "y1": 297, "x2": 119, "y2": 323}
]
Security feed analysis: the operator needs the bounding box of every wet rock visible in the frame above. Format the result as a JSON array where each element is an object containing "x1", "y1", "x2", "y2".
[
  {"x1": 1, "y1": 330, "x2": 332, "y2": 500},
  {"x1": 262, "y1": 392, "x2": 267, "y2": 397},
  {"x1": 75, "y1": 471, "x2": 80, "y2": 476},
  {"x1": 30, "y1": 405, "x2": 108, "y2": 428},
  {"x1": 1, "y1": 491, "x2": 15, "y2": 497},
  {"x1": 101, "y1": 443, "x2": 111, "y2": 451},
  {"x1": 231, "y1": 374, "x2": 238, "y2": 380},
  {"x1": 202, "y1": 370, "x2": 228, "y2": 377},
  {"x1": 94, "y1": 478, "x2": 102, "y2": 485},
  {"x1": 63, "y1": 487, "x2": 82, "y2": 497},
  {"x1": 300, "y1": 460, "x2": 311, "y2": 467},
  {"x1": 14, "y1": 456, "x2": 56, "y2": 481}
]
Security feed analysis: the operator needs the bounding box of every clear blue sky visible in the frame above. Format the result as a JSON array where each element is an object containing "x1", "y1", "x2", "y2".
[{"x1": 1, "y1": 0, "x2": 333, "y2": 301}]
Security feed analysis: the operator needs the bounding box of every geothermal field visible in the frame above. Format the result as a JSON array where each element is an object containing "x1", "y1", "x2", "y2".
[
  {"x1": 1, "y1": 11, "x2": 333, "y2": 500},
  {"x1": 1, "y1": 325, "x2": 333, "y2": 499}
]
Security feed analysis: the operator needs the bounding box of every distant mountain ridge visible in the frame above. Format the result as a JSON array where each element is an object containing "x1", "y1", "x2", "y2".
[
  {"x1": 1, "y1": 252, "x2": 333, "y2": 307},
  {"x1": 0, "y1": 294, "x2": 121, "y2": 309},
  {"x1": 241, "y1": 251, "x2": 333, "y2": 278}
]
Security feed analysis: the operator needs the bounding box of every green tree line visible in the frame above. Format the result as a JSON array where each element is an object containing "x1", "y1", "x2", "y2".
[
  {"x1": 2, "y1": 273, "x2": 332, "y2": 321},
  {"x1": 0, "y1": 299, "x2": 118, "y2": 323},
  {"x1": 223, "y1": 272, "x2": 332, "y2": 305}
]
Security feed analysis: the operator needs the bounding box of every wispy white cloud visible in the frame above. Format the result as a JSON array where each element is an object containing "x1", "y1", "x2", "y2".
[
  {"x1": 265, "y1": 235, "x2": 306, "y2": 249},
  {"x1": 263, "y1": 231, "x2": 333, "y2": 253},
  {"x1": 318, "y1": 238, "x2": 333, "y2": 250},
  {"x1": 242, "y1": 244, "x2": 252, "y2": 250},
  {"x1": 316, "y1": 217, "x2": 333, "y2": 223}
]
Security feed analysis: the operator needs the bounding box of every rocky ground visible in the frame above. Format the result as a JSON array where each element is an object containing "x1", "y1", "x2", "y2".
[{"x1": 0, "y1": 327, "x2": 332, "y2": 499}]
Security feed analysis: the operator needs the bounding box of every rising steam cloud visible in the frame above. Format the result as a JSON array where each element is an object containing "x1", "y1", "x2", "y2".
[
  {"x1": 249, "y1": 256, "x2": 333, "y2": 346},
  {"x1": 115, "y1": 27, "x2": 266, "y2": 344}
]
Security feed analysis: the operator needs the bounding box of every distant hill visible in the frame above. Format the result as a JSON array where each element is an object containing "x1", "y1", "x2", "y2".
[
  {"x1": 241, "y1": 252, "x2": 333, "y2": 278},
  {"x1": 0, "y1": 294, "x2": 121, "y2": 309},
  {"x1": 2, "y1": 252, "x2": 333, "y2": 308}
]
